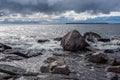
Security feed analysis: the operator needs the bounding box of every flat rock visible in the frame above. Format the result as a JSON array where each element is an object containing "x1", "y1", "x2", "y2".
[
  {"x1": 85, "y1": 53, "x2": 108, "y2": 63},
  {"x1": 105, "y1": 66, "x2": 120, "y2": 73},
  {"x1": 0, "y1": 64, "x2": 26, "y2": 75},
  {"x1": 49, "y1": 61, "x2": 70, "y2": 75}
]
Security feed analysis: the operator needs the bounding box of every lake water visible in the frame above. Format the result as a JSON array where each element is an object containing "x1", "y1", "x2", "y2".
[{"x1": 0, "y1": 24, "x2": 120, "y2": 50}]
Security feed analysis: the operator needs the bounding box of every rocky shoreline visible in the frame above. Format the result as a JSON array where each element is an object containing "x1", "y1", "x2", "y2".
[{"x1": 0, "y1": 30, "x2": 120, "y2": 80}]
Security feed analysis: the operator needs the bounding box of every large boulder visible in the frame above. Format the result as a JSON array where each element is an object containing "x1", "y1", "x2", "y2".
[
  {"x1": 61, "y1": 30, "x2": 88, "y2": 52},
  {"x1": 84, "y1": 32, "x2": 101, "y2": 43}
]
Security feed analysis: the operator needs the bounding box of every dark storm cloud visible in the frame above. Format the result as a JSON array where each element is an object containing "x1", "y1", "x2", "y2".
[{"x1": 0, "y1": 0, "x2": 120, "y2": 14}]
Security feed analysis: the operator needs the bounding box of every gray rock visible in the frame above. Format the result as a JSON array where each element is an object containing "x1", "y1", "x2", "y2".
[
  {"x1": 50, "y1": 65, "x2": 70, "y2": 75},
  {"x1": 61, "y1": 30, "x2": 88, "y2": 52},
  {"x1": 44, "y1": 57, "x2": 57, "y2": 64},
  {"x1": 49, "y1": 61, "x2": 70, "y2": 75},
  {"x1": 98, "y1": 38, "x2": 110, "y2": 42},
  {"x1": 0, "y1": 64, "x2": 26, "y2": 75},
  {"x1": 0, "y1": 43, "x2": 12, "y2": 52},
  {"x1": 84, "y1": 32, "x2": 101, "y2": 43},
  {"x1": 53, "y1": 37, "x2": 62, "y2": 41},
  {"x1": 37, "y1": 39, "x2": 49, "y2": 43},
  {"x1": 40, "y1": 64, "x2": 49, "y2": 73},
  {"x1": 105, "y1": 66, "x2": 120, "y2": 73},
  {"x1": 108, "y1": 59, "x2": 120, "y2": 66},
  {"x1": 85, "y1": 53, "x2": 108, "y2": 63}
]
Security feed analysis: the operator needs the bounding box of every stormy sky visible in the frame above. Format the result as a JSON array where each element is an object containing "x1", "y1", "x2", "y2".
[{"x1": 0, "y1": 0, "x2": 120, "y2": 23}]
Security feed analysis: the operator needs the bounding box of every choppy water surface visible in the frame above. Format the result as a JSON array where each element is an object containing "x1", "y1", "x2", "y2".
[{"x1": 0, "y1": 24, "x2": 120, "y2": 50}]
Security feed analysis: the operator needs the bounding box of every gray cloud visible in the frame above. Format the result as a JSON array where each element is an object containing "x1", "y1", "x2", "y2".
[{"x1": 0, "y1": 0, "x2": 120, "y2": 14}]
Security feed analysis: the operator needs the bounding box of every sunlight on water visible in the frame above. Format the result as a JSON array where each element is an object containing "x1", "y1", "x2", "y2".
[{"x1": 0, "y1": 24, "x2": 120, "y2": 50}]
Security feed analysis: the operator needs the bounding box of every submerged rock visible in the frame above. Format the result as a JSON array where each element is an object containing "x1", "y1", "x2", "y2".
[
  {"x1": 84, "y1": 32, "x2": 101, "y2": 43},
  {"x1": 37, "y1": 39, "x2": 50, "y2": 43},
  {"x1": 85, "y1": 53, "x2": 108, "y2": 63},
  {"x1": 61, "y1": 30, "x2": 88, "y2": 52},
  {"x1": 0, "y1": 43, "x2": 12, "y2": 52}
]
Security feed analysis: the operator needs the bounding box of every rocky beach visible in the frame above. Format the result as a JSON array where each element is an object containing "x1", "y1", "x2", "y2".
[{"x1": 0, "y1": 27, "x2": 120, "y2": 80}]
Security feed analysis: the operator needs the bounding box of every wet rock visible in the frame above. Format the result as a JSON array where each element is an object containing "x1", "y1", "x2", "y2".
[
  {"x1": 0, "y1": 73, "x2": 12, "y2": 79},
  {"x1": 61, "y1": 30, "x2": 88, "y2": 52},
  {"x1": 3, "y1": 49, "x2": 29, "y2": 58},
  {"x1": 85, "y1": 53, "x2": 108, "y2": 63},
  {"x1": 0, "y1": 64, "x2": 26, "y2": 75},
  {"x1": 105, "y1": 66, "x2": 120, "y2": 73},
  {"x1": 26, "y1": 49, "x2": 43, "y2": 57},
  {"x1": 108, "y1": 59, "x2": 120, "y2": 66},
  {"x1": 49, "y1": 61, "x2": 70, "y2": 75},
  {"x1": 40, "y1": 64, "x2": 49, "y2": 73},
  {"x1": 3, "y1": 49, "x2": 42, "y2": 59},
  {"x1": 50, "y1": 65, "x2": 70, "y2": 75},
  {"x1": 84, "y1": 32, "x2": 101, "y2": 43},
  {"x1": 44, "y1": 57, "x2": 57, "y2": 64},
  {"x1": 37, "y1": 39, "x2": 50, "y2": 43},
  {"x1": 98, "y1": 38, "x2": 110, "y2": 42},
  {"x1": 16, "y1": 76, "x2": 40, "y2": 80},
  {"x1": 106, "y1": 72, "x2": 118, "y2": 80},
  {"x1": 0, "y1": 54, "x2": 24, "y2": 61},
  {"x1": 104, "y1": 49, "x2": 115, "y2": 53},
  {"x1": 0, "y1": 43, "x2": 12, "y2": 52},
  {"x1": 53, "y1": 37, "x2": 62, "y2": 41}
]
